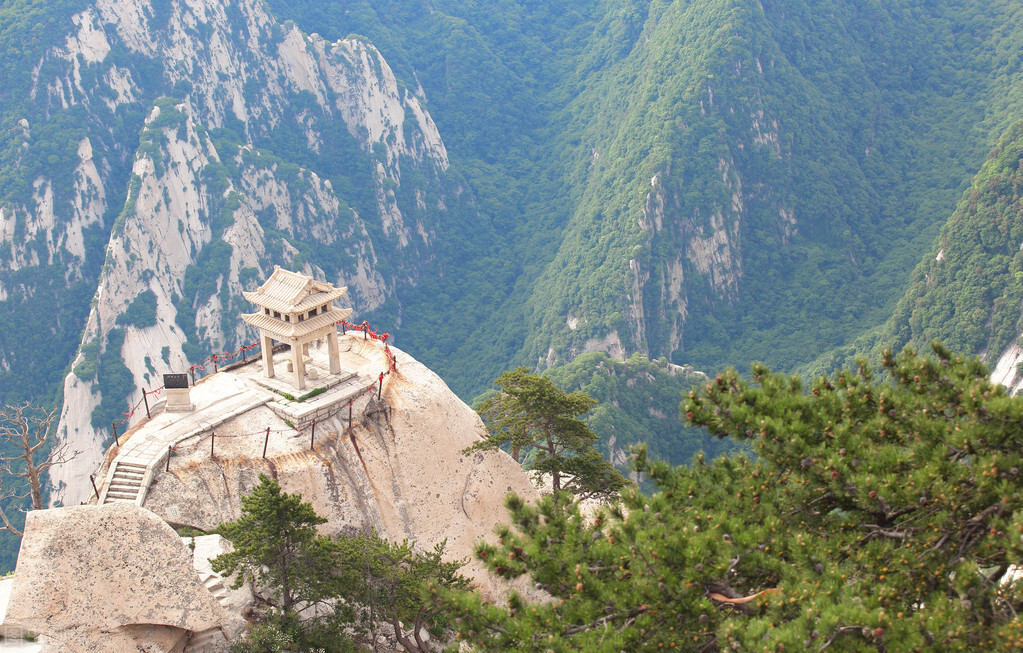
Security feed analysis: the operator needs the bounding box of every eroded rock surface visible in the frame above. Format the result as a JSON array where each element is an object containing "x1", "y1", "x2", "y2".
[
  {"x1": 144, "y1": 336, "x2": 539, "y2": 598},
  {"x1": 4, "y1": 503, "x2": 222, "y2": 652}
]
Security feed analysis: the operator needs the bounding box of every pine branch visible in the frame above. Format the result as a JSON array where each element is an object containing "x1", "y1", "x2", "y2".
[{"x1": 560, "y1": 605, "x2": 649, "y2": 636}]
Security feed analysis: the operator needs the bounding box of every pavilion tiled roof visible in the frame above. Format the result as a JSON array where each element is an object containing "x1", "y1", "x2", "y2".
[
  {"x1": 241, "y1": 306, "x2": 353, "y2": 340},
  {"x1": 242, "y1": 266, "x2": 348, "y2": 314}
]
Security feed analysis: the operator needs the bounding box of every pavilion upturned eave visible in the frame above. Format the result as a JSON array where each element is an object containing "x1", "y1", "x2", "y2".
[
  {"x1": 241, "y1": 307, "x2": 353, "y2": 341},
  {"x1": 242, "y1": 286, "x2": 349, "y2": 315}
]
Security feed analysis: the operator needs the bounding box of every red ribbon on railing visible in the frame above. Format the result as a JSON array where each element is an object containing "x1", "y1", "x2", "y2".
[{"x1": 338, "y1": 320, "x2": 390, "y2": 344}]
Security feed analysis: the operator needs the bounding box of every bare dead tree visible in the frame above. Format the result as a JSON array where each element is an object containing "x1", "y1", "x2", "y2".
[{"x1": 0, "y1": 402, "x2": 81, "y2": 536}]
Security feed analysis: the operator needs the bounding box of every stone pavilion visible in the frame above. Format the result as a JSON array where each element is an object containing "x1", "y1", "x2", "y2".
[{"x1": 241, "y1": 266, "x2": 353, "y2": 390}]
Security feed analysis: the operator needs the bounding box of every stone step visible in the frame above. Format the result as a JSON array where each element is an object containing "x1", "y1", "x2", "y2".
[
  {"x1": 108, "y1": 484, "x2": 141, "y2": 494},
  {"x1": 110, "y1": 475, "x2": 143, "y2": 484},
  {"x1": 112, "y1": 469, "x2": 145, "y2": 480},
  {"x1": 104, "y1": 496, "x2": 136, "y2": 502},
  {"x1": 110, "y1": 479, "x2": 143, "y2": 489},
  {"x1": 198, "y1": 572, "x2": 232, "y2": 606},
  {"x1": 205, "y1": 580, "x2": 229, "y2": 598},
  {"x1": 106, "y1": 490, "x2": 138, "y2": 500},
  {"x1": 116, "y1": 462, "x2": 149, "y2": 472}
]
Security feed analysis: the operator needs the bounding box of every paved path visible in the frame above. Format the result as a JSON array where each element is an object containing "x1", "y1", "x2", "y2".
[
  {"x1": 96, "y1": 336, "x2": 381, "y2": 506},
  {"x1": 98, "y1": 373, "x2": 272, "y2": 504}
]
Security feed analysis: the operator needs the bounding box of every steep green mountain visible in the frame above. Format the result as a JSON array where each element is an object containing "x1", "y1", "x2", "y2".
[
  {"x1": 258, "y1": 0, "x2": 605, "y2": 394},
  {"x1": 543, "y1": 352, "x2": 741, "y2": 469},
  {"x1": 260, "y1": 0, "x2": 1023, "y2": 397},
  {"x1": 803, "y1": 119, "x2": 1023, "y2": 380},
  {"x1": 883, "y1": 120, "x2": 1023, "y2": 367},
  {"x1": 526, "y1": 0, "x2": 1023, "y2": 375}
]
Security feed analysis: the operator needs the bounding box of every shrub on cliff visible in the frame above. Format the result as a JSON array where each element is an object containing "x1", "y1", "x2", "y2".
[{"x1": 215, "y1": 475, "x2": 468, "y2": 653}]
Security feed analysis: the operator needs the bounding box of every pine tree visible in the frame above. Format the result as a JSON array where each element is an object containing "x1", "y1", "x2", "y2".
[
  {"x1": 469, "y1": 367, "x2": 628, "y2": 501},
  {"x1": 445, "y1": 344, "x2": 1023, "y2": 651},
  {"x1": 335, "y1": 529, "x2": 470, "y2": 653},
  {"x1": 213, "y1": 477, "x2": 467, "y2": 652},
  {"x1": 212, "y1": 474, "x2": 334, "y2": 615}
]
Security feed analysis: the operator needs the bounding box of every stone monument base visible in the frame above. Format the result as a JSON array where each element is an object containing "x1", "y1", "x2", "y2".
[{"x1": 165, "y1": 388, "x2": 194, "y2": 412}]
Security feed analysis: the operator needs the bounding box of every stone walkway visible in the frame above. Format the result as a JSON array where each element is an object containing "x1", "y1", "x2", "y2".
[
  {"x1": 97, "y1": 337, "x2": 378, "y2": 506},
  {"x1": 98, "y1": 373, "x2": 273, "y2": 505}
]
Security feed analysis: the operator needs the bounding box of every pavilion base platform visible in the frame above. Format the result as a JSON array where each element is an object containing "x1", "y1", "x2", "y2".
[{"x1": 234, "y1": 338, "x2": 371, "y2": 430}]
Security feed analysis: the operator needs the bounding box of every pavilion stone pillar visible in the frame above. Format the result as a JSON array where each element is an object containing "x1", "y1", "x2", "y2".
[
  {"x1": 327, "y1": 330, "x2": 341, "y2": 375},
  {"x1": 293, "y1": 343, "x2": 306, "y2": 390},
  {"x1": 262, "y1": 334, "x2": 275, "y2": 379},
  {"x1": 241, "y1": 266, "x2": 354, "y2": 390}
]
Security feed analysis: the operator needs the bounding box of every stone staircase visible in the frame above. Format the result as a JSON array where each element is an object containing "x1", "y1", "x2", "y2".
[
  {"x1": 97, "y1": 386, "x2": 273, "y2": 506},
  {"x1": 101, "y1": 461, "x2": 147, "y2": 502},
  {"x1": 184, "y1": 570, "x2": 232, "y2": 652}
]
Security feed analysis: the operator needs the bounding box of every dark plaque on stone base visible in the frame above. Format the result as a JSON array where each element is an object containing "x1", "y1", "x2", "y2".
[{"x1": 163, "y1": 373, "x2": 189, "y2": 389}]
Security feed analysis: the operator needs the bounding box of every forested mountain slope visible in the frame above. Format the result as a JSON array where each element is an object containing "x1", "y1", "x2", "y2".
[
  {"x1": 543, "y1": 351, "x2": 742, "y2": 470},
  {"x1": 880, "y1": 121, "x2": 1023, "y2": 382},
  {"x1": 525, "y1": 0, "x2": 1023, "y2": 374},
  {"x1": 2, "y1": 0, "x2": 1023, "y2": 519},
  {"x1": 264, "y1": 0, "x2": 1023, "y2": 393},
  {"x1": 801, "y1": 119, "x2": 1023, "y2": 381}
]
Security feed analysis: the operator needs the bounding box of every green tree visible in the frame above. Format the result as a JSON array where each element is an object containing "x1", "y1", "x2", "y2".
[
  {"x1": 212, "y1": 474, "x2": 335, "y2": 615},
  {"x1": 470, "y1": 367, "x2": 628, "y2": 501},
  {"x1": 335, "y1": 528, "x2": 470, "y2": 653},
  {"x1": 213, "y1": 477, "x2": 466, "y2": 652},
  {"x1": 445, "y1": 345, "x2": 1023, "y2": 651}
]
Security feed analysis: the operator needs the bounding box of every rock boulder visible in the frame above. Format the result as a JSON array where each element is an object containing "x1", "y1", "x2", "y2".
[{"x1": 3, "y1": 503, "x2": 222, "y2": 652}]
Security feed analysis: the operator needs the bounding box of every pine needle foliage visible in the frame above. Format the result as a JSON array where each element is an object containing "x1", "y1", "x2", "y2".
[
  {"x1": 444, "y1": 344, "x2": 1023, "y2": 651},
  {"x1": 212, "y1": 474, "x2": 332, "y2": 614},
  {"x1": 213, "y1": 477, "x2": 469, "y2": 652},
  {"x1": 335, "y1": 529, "x2": 470, "y2": 652},
  {"x1": 470, "y1": 367, "x2": 628, "y2": 501}
]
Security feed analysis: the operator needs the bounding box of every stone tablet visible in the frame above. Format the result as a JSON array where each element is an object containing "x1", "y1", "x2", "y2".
[{"x1": 164, "y1": 373, "x2": 189, "y2": 389}]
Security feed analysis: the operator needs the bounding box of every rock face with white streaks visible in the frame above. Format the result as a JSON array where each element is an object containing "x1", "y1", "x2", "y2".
[
  {"x1": 23, "y1": 0, "x2": 474, "y2": 505},
  {"x1": 2, "y1": 503, "x2": 221, "y2": 652}
]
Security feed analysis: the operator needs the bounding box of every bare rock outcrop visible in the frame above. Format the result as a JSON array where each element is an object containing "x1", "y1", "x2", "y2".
[
  {"x1": 3, "y1": 503, "x2": 222, "y2": 652},
  {"x1": 143, "y1": 335, "x2": 539, "y2": 598}
]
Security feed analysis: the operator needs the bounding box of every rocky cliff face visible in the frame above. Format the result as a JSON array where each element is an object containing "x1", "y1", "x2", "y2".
[
  {"x1": 130, "y1": 335, "x2": 539, "y2": 597},
  {"x1": 0, "y1": 0, "x2": 472, "y2": 479}
]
